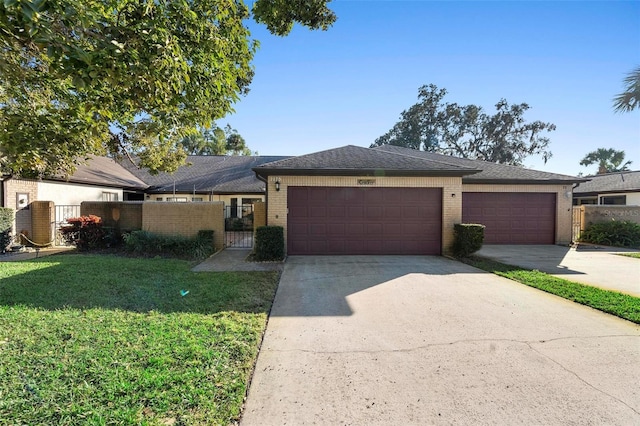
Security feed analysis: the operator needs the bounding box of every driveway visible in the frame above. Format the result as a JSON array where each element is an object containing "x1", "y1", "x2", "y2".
[
  {"x1": 241, "y1": 256, "x2": 640, "y2": 425},
  {"x1": 476, "y1": 244, "x2": 640, "y2": 297}
]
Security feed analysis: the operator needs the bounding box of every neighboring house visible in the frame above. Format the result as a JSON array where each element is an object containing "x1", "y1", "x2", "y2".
[
  {"x1": 120, "y1": 155, "x2": 288, "y2": 217},
  {"x1": 1, "y1": 155, "x2": 148, "y2": 242},
  {"x1": 573, "y1": 171, "x2": 640, "y2": 206},
  {"x1": 253, "y1": 145, "x2": 586, "y2": 255}
]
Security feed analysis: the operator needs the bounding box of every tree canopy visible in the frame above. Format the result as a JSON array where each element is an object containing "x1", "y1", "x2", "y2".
[
  {"x1": 613, "y1": 66, "x2": 640, "y2": 113},
  {"x1": 180, "y1": 124, "x2": 252, "y2": 156},
  {"x1": 371, "y1": 84, "x2": 556, "y2": 166},
  {"x1": 0, "y1": 0, "x2": 335, "y2": 177},
  {"x1": 579, "y1": 148, "x2": 632, "y2": 175}
]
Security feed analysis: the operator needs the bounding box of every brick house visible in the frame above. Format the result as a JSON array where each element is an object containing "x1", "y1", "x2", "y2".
[{"x1": 253, "y1": 145, "x2": 586, "y2": 255}]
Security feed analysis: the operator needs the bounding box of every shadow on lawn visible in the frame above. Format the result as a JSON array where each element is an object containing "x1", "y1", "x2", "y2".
[{"x1": 0, "y1": 254, "x2": 280, "y2": 315}]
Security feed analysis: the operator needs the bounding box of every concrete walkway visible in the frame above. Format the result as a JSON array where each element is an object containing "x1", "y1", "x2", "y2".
[
  {"x1": 0, "y1": 246, "x2": 75, "y2": 262},
  {"x1": 241, "y1": 256, "x2": 640, "y2": 425},
  {"x1": 191, "y1": 249, "x2": 284, "y2": 272},
  {"x1": 476, "y1": 244, "x2": 640, "y2": 297}
]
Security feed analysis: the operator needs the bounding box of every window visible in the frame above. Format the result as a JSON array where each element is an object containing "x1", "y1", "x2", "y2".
[
  {"x1": 192, "y1": 197, "x2": 203, "y2": 202},
  {"x1": 102, "y1": 192, "x2": 118, "y2": 201},
  {"x1": 241, "y1": 198, "x2": 262, "y2": 205},
  {"x1": 156, "y1": 197, "x2": 163, "y2": 201},
  {"x1": 600, "y1": 195, "x2": 626, "y2": 205},
  {"x1": 166, "y1": 197, "x2": 188, "y2": 202}
]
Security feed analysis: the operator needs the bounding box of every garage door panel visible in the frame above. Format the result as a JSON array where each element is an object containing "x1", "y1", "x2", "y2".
[
  {"x1": 462, "y1": 192, "x2": 555, "y2": 244},
  {"x1": 288, "y1": 187, "x2": 442, "y2": 255}
]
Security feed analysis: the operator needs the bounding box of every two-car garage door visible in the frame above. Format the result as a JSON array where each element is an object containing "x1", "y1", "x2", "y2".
[{"x1": 287, "y1": 187, "x2": 442, "y2": 255}]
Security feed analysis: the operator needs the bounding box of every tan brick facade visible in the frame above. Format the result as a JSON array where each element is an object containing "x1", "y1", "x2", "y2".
[
  {"x1": 253, "y1": 201, "x2": 266, "y2": 230},
  {"x1": 266, "y1": 175, "x2": 463, "y2": 255},
  {"x1": 2, "y1": 178, "x2": 38, "y2": 242},
  {"x1": 265, "y1": 177, "x2": 574, "y2": 254},
  {"x1": 462, "y1": 184, "x2": 573, "y2": 245},
  {"x1": 81, "y1": 201, "x2": 143, "y2": 231},
  {"x1": 142, "y1": 202, "x2": 225, "y2": 251},
  {"x1": 30, "y1": 201, "x2": 54, "y2": 245}
]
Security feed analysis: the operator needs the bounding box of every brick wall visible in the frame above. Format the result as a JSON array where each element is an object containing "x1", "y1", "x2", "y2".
[
  {"x1": 142, "y1": 202, "x2": 225, "y2": 251},
  {"x1": 81, "y1": 201, "x2": 143, "y2": 231},
  {"x1": 266, "y1": 175, "x2": 463, "y2": 255},
  {"x1": 579, "y1": 205, "x2": 640, "y2": 228},
  {"x1": 30, "y1": 201, "x2": 54, "y2": 245},
  {"x1": 462, "y1": 184, "x2": 573, "y2": 245},
  {"x1": 253, "y1": 201, "x2": 266, "y2": 230},
  {"x1": 3, "y1": 178, "x2": 38, "y2": 242}
]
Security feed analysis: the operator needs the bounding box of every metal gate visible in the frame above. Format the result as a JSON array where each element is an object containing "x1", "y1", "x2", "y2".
[
  {"x1": 572, "y1": 206, "x2": 582, "y2": 243},
  {"x1": 224, "y1": 204, "x2": 254, "y2": 248},
  {"x1": 54, "y1": 205, "x2": 81, "y2": 246}
]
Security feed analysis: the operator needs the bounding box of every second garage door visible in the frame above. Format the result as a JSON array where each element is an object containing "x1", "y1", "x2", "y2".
[
  {"x1": 462, "y1": 192, "x2": 556, "y2": 244},
  {"x1": 288, "y1": 187, "x2": 442, "y2": 255}
]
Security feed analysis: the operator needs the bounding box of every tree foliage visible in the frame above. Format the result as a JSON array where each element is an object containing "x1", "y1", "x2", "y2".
[
  {"x1": 371, "y1": 84, "x2": 556, "y2": 166},
  {"x1": 613, "y1": 66, "x2": 640, "y2": 113},
  {"x1": 579, "y1": 148, "x2": 632, "y2": 175},
  {"x1": 180, "y1": 124, "x2": 252, "y2": 155},
  {"x1": 0, "y1": 0, "x2": 335, "y2": 177}
]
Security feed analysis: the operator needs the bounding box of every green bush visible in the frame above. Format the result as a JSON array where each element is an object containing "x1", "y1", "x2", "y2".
[
  {"x1": 59, "y1": 215, "x2": 107, "y2": 250},
  {"x1": 452, "y1": 223, "x2": 485, "y2": 258},
  {"x1": 0, "y1": 207, "x2": 14, "y2": 253},
  {"x1": 254, "y1": 226, "x2": 284, "y2": 261},
  {"x1": 123, "y1": 230, "x2": 215, "y2": 259},
  {"x1": 580, "y1": 220, "x2": 640, "y2": 248}
]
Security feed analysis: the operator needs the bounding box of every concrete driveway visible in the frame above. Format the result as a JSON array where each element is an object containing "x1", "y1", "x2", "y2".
[
  {"x1": 241, "y1": 256, "x2": 640, "y2": 425},
  {"x1": 476, "y1": 245, "x2": 640, "y2": 297}
]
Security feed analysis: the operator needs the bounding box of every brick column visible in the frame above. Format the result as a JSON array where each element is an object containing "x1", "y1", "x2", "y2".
[{"x1": 31, "y1": 201, "x2": 54, "y2": 245}]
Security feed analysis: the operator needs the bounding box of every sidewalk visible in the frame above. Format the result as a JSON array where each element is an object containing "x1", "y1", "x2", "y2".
[{"x1": 475, "y1": 244, "x2": 640, "y2": 297}]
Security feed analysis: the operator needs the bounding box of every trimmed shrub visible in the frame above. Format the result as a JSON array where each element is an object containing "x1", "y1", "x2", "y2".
[
  {"x1": 580, "y1": 220, "x2": 640, "y2": 248},
  {"x1": 123, "y1": 230, "x2": 215, "y2": 259},
  {"x1": 0, "y1": 207, "x2": 14, "y2": 253},
  {"x1": 254, "y1": 226, "x2": 284, "y2": 261},
  {"x1": 60, "y1": 215, "x2": 106, "y2": 250},
  {"x1": 452, "y1": 223, "x2": 485, "y2": 258}
]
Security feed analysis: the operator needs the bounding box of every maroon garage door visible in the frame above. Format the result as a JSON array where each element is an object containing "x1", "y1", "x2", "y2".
[
  {"x1": 288, "y1": 187, "x2": 442, "y2": 255},
  {"x1": 462, "y1": 192, "x2": 556, "y2": 244}
]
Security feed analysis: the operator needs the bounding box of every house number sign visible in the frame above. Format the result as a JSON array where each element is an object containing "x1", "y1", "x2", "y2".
[{"x1": 357, "y1": 179, "x2": 376, "y2": 185}]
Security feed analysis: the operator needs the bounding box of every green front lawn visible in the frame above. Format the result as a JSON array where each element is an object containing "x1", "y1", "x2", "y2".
[
  {"x1": 617, "y1": 252, "x2": 640, "y2": 259},
  {"x1": 0, "y1": 254, "x2": 280, "y2": 425},
  {"x1": 465, "y1": 256, "x2": 640, "y2": 324}
]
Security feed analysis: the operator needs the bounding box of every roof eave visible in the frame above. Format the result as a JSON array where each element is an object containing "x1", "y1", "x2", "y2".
[{"x1": 463, "y1": 178, "x2": 588, "y2": 185}]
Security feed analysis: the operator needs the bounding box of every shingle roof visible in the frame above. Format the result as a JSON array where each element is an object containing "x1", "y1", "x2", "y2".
[
  {"x1": 573, "y1": 171, "x2": 640, "y2": 195},
  {"x1": 254, "y1": 145, "x2": 480, "y2": 177},
  {"x1": 373, "y1": 145, "x2": 584, "y2": 183},
  {"x1": 121, "y1": 155, "x2": 289, "y2": 194},
  {"x1": 57, "y1": 155, "x2": 149, "y2": 190}
]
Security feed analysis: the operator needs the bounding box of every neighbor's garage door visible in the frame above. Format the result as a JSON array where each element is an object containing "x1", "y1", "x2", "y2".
[
  {"x1": 288, "y1": 187, "x2": 442, "y2": 255},
  {"x1": 462, "y1": 192, "x2": 556, "y2": 244}
]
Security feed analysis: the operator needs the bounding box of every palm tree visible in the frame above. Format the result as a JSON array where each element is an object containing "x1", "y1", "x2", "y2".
[
  {"x1": 579, "y1": 148, "x2": 632, "y2": 175},
  {"x1": 613, "y1": 66, "x2": 640, "y2": 113}
]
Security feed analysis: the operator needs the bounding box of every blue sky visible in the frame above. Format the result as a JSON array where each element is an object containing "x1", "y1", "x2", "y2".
[{"x1": 227, "y1": 1, "x2": 640, "y2": 176}]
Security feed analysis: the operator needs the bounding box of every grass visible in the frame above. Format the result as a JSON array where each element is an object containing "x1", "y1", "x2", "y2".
[
  {"x1": 617, "y1": 252, "x2": 640, "y2": 259},
  {"x1": 0, "y1": 254, "x2": 280, "y2": 425},
  {"x1": 464, "y1": 256, "x2": 640, "y2": 324}
]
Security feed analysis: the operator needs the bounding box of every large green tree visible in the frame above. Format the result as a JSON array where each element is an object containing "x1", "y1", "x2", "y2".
[
  {"x1": 579, "y1": 148, "x2": 632, "y2": 175},
  {"x1": 0, "y1": 0, "x2": 335, "y2": 177},
  {"x1": 613, "y1": 66, "x2": 640, "y2": 113},
  {"x1": 371, "y1": 84, "x2": 556, "y2": 166},
  {"x1": 180, "y1": 124, "x2": 252, "y2": 155}
]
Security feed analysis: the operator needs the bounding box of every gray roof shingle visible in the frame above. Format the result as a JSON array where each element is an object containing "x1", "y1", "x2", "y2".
[
  {"x1": 254, "y1": 145, "x2": 480, "y2": 177},
  {"x1": 573, "y1": 171, "x2": 640, "y2": 195},
  {"x1": 373, "y1": 145, "x2": 584, "y2": 183},
  {"x1": 121, "y1": 155, "x2": 289, "y2": 194},
  {"x1": 56, "y1": 155, "x2": 149, "y2": 190}
]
